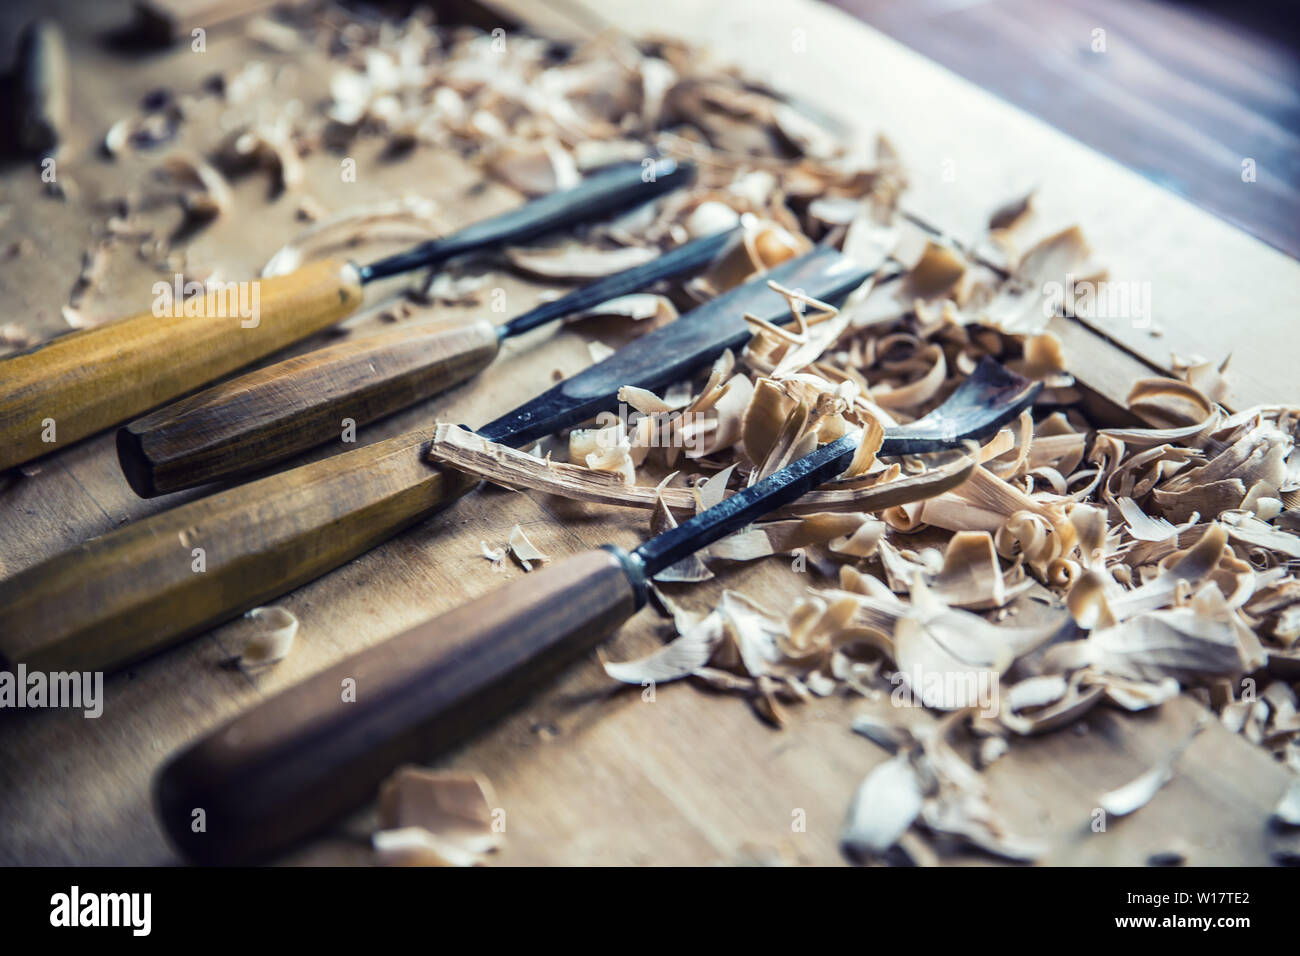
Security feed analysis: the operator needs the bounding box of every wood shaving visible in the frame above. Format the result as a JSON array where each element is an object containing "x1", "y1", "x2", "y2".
[
  {"x1": 262, "y1": 196, "x2": 442, "y2": 276},
  {"x1": 505, "y1": 243, "x2": 660, "y2": 280},
  {"x1": 569, "y1": 293, "x2": 678, "y2": 327},
  {"x1": 426, "y1": 424, "x2": 975, "y2": 519},
  {"x1": 1274, "y1": 778, "x2": 1300, "y2": 828},
  {"x1": 157, "y1": 151, "x2": 233, "y2": 223},
  {"x1": 215, "y1": 122, "x2": 303, "y2": 196},
  {"x1": 372, "y1": 767, "x2": 502, "y2": 867},
  {"x1": 231, "y1": 606, "x2": 298, "y2": 667},
  {"x1": 488, "y1": 139, "x2": 580, "y2": 196},
  {"x1": 1097, "y1": 717, "x2": 1205, "y2": 817},
  {"x1": 480, "y1": 541, "x2": 507, "y2": 571},
  {"x1": 1, "y1": 323, "x2": 36, "y2": 355},
  {"x1": 602, "y1": 610, "x2": 724, "y2": 684},
  {"x1": 840, "y1": 755, "x2": 924, "y2": 860},
  {"x1": 507, "y1": 525, "x2": 549, "y2": 572}
]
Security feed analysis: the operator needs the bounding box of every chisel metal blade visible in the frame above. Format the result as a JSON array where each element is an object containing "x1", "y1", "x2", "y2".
[
  {"x1": 633, "y1": 357, "x2": 1043, "y2": 576},
  {"x1": 879, "y1": 356, "x2": 1041, "y2": 455},
  {"x1": 633, "y1": 432, "x2": 861, "y2": 576},
  {"x1": 478, "y1": 245, "x2": 874, "y2": 448}
]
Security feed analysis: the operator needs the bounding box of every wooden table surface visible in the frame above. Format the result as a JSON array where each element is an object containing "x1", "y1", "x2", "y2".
[
  {"x1": 0, "y1": 0, "x2": 1296, "y2": 866},
  {"x1": 833, "y1": 0, "x2": 1300, "y2": 259}
]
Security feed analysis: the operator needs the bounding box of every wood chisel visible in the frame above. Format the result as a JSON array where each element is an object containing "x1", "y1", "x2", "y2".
[
  {"x1": 155, "y1": 361, "x2": 1041, "y2": 865},
  {"x1": 0, "y1": 248, "x2": 876, "y2": 675},
  {"x1": 116, "y1": 225, "x2": 740, "y2": 497},
  {"x1": 0, "y1": 159, "x2": 693, "y2": 473}
]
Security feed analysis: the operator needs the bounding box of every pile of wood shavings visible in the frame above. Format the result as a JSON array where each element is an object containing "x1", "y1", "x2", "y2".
[
  {"x1": 28, "y1": 7, "x2": 913, "y2": 345},
  {"x1": 431, "y1": 270, "x2": 1299, "y2": 860},
  {"x1": 25, "y1": 7, "x2": 1297, "y2": 861},
  {"x1": 313, "y1": 16, "x2": 1300, "y2": 862}
]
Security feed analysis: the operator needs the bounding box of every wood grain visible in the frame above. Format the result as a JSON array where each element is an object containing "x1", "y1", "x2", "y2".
[
  {"x1": 0, "y1": 426, "x2": 477, "y2": 673},
  {"x1": 119, "y1": 317, "x2": 500, "y2": 496},
  {"x1": 157, "y1": 547, "x2": 640, "y2": 864},
  {"x1": 833, "y1": 0, "x2": 1300, "y2": 259},
  {"x1": 0, "y1": 257, "x2": 364, "y2": 473},
  {"x1": 0, "y1": 0, "x2": 1294, "y2": 868}
]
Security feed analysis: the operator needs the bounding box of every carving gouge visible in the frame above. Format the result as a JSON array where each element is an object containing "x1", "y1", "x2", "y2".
[
  {"x1": 0, "y1": 159, "x2": 692, "y2": 473},
  {"x1": 117, "y1": 226, "x2": 740, "y2": 498},
  {"x1": 0, "y1": 248, "x2": 875, "y2": 675},
  {"x1": 155, "y1": 360, "x2": 1041, "y2": 864}
]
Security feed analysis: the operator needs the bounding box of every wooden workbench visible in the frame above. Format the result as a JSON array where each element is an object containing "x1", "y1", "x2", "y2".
[{"x1": 0, "y1": 0, "x2": 1296, "y2": 865}]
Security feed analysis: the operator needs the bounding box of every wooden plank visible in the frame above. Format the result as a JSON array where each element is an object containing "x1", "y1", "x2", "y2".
[{"x1": 832, "y1": 0, "x2": 1300, "y2": 259}]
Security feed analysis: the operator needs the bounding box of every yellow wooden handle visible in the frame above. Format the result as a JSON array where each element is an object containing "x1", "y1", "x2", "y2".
[
  {"x1": 0, "y1": 258, "x2": 363, "y2": 472},
  {"x1": 0, "y1": 425, "x2": 475, "y2": 674}
]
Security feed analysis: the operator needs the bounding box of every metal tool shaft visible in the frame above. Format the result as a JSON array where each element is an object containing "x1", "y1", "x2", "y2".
[
  {"x1": 358, "y1": 159, "x2": 691, "y2": 282},
  {"x1": 633, "y1": 433, "x2": 859, "y2": 576}
]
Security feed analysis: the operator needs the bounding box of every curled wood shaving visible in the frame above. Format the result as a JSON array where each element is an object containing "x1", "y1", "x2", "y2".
[
  {"x1": 373, "y1": 767, "x2": 501, "y2": 867},
  {"x1": 601, "y1": 610, "x2": 724, "y2": 684},
  {"x1": 508, "y1": 524, "x2": 549, "y2": 571},
  {"x1": 1001, "y1": 677, "x2": 1105, "y2": 736},
  {"x1": 891, "y1": 578, "x2": 1064, "y2": 710},
  {"x1": 216, "y1": 122, "x2": 303, "y2": 195},
  {"x1": 505, "y1": 243, "x2": 660, "y2": 280},
  {"x1": 1274, "y1": 778, "x2": 1300, "y2": 828},
  {"x1": 845, "y1": 708, "x2": 1045, "y2": 861},
  {"x1": 231, "y1": 606, "x2": 298, "y2": 667},
  {"x1": 157, "y1": 151, "x2": 233, "y2": 223},
  {"x1": 840, "y1": 755, "x2": 924, "y2": 860},
  {"x1": 488, "y1": 139, "x2": 580, "y2": 196},
  {"x1": 570, "y1": 293, "x2": 678, "y2": 326},
  {"x1": 262, "y1": 197, "x2": 442, "y2": 276},
  {"x1": 480, "y1": 541, "x2": 507, "y2": 571},
  {"x1": 1097, "y1": 717, "x2": 1205, "y2": 817},
  {"x1": 425, "y1": 424, "x2": 976, "y2": 520}
]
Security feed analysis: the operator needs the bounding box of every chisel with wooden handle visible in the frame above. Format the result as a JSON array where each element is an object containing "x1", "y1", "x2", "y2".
[
  {"x1": 117, "y1": 225, "x2": 740, "y2": 497},
  {"x1": 0, "y1": 248, "x2": 876, "y2": 675},
  {"x1": 0, "y1": 159, "x2": 692, "y2": 474},
  {"x1": 153, "y1": 410, "x2": 1013, "y2": 864},
  {"x1": 156, "y1": 362, "x2": 1039, "y2": 866}
]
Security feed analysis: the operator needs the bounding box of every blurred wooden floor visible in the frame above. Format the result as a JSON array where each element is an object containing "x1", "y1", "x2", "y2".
[{"x1": 832, "y1": 0, "x2": 1300, "y2": 258}]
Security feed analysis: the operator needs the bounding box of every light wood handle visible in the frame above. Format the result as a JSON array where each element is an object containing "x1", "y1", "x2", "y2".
[
  {"x1": 155, "y1": 546, "x2": 644, "y2": 864},
  {"x1": 0, "y1": 258, "x2": 363, "y2": 473},
  {"x1": 119, "y1": 318, "x2": 500, "y2": 497},
  {"x1": 0, "y1": 426, "x2": 476, "y2": 674}
]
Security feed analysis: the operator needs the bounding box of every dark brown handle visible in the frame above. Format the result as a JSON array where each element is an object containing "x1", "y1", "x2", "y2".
[
  {"x1": 155, "y1": 547, "x2": 644, "y2": 865},
  {"x1": 0, "y1": 258, "x2": 363, "y2": 473},
  {"x1": 0, "y1": 426, "x2": 475, "y2": 674},
  {"x1": 118, "y1": 318, "x2": 500, "y2": 497},
  {"x1": 15, "y1": 19, "x2": 67, "y2": 156}
]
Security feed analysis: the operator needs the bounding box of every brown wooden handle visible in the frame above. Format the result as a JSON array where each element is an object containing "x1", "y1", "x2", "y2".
[
  {"x1": 0, "y1": 426, "x2": 476, "y2": 674},
  {"x1": 0, "y1": 258, "x2": 363, "y2": 473},
  {"x1": 118, "y1": 318, "x2": 500, "y2": 497},
  {"x1": 155, "y1": 546, "x2": 644, "y2": 864}
]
